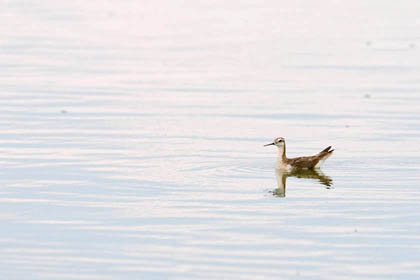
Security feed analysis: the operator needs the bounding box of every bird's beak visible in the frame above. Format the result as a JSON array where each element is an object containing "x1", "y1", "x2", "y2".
[{"x1": 264, "y1": 143, "x2": 275, "y2": 147}]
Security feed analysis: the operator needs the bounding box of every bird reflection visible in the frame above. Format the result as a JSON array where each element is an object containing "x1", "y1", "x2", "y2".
[{"x1": 272, "y1": 169, "x2": 333, "y2": 197}]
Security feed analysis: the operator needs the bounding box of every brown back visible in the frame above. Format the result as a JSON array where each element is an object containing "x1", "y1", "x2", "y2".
[{"x1": 286, "y1": 149, "x2": 333, "y2": 169}]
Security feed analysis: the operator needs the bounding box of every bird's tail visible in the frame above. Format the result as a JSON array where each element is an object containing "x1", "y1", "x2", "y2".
[
  {"x1": 320, "y1": 146, "x2": 333, "y2": 154},
  {"x1": 314, "y1": 147, "x2": 334, "y2": 168}
]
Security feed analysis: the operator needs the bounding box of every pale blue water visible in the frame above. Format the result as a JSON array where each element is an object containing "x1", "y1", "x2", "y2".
[{"x1": 1, "y1": 1, "x2": 420, "y2": 279}]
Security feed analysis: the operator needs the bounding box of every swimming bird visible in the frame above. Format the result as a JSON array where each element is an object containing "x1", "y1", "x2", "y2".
[{"x1": 264, "y1": 137, "x2": 334, "y2": 170}]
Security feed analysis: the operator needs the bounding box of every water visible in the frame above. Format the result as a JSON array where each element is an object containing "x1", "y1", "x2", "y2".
[{"x1": 1, "y1": 1, "x2": 420, "y2": 279}]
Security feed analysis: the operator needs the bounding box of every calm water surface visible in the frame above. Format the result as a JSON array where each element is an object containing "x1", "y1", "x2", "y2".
[{"x1": 1, "y1": 1, "x2": 420, "y2": 279}]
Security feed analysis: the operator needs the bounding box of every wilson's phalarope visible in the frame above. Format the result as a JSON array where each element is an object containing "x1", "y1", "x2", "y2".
[{"x1": 264, "y1": 137, "x2": 334, "y2": 170}]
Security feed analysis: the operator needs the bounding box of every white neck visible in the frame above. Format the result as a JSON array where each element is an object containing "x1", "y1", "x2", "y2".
[{"x1": 276, "y1": 146, "x2": 286, "y2": 169}]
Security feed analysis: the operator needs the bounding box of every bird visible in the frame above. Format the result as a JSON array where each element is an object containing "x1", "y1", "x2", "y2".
[{"x1": 264, "y1": 137, "x2": 334, "y2": 170}]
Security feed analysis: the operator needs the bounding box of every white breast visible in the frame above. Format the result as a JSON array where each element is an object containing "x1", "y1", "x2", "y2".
[{"x1": 276, "y1": 161, "x2": 293, "y2": 171}]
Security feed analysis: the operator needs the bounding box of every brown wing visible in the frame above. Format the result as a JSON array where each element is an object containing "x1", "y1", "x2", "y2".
[
  {"x1": 286, "y1": 155, "x2": 321, "y2": 169},
  {"x1": 286, "y1": 148, "x2": 334, "y2": 169},
  {"x1": 286, "y1": 146, "x2": 334, "y2": 169}
]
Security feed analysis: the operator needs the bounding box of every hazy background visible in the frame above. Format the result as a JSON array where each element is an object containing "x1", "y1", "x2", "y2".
[{"x1": 1, "y1": 1, "x2": 420, "y2": 279}]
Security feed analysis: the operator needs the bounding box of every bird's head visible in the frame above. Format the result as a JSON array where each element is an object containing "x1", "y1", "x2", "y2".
[{"x1": 264, "y1": 137, "x2": 285, "y2": 148}]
